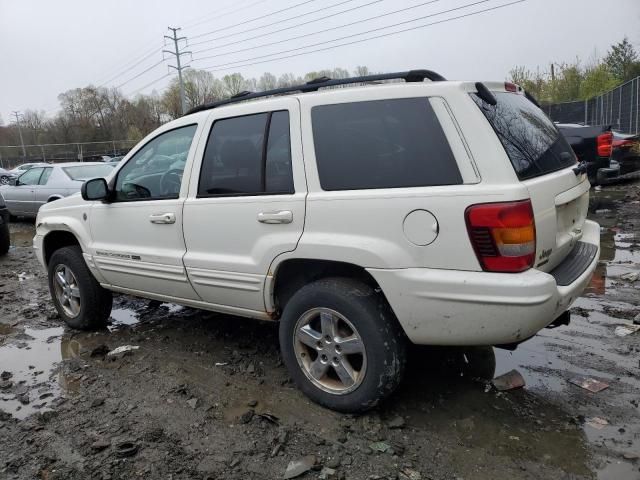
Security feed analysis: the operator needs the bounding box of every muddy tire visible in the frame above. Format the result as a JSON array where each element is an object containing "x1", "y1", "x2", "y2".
[
  {"x1": 0, "y1": 223, "x2": 9, "y2": 255},
  {"x1": 279, "y1": 277, "x2": 407, "y2": 413},
  {"x1": 48, "y1": 245, "x2": 112, "y2": 330}
]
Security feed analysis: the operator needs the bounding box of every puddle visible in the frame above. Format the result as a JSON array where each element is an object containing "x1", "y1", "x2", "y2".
[
  {"x1": 8, "y1": 221, "x2": 35, "y2": 248},
  {"x1": 109, "y1": 308, "x2": 140, "y2": 329},
  {"x1": 0, "y1": 323, "x2": 17, "y2": 336},
  {"x1": 0, "y1": 327, "x2": 64, "y2": 419}
]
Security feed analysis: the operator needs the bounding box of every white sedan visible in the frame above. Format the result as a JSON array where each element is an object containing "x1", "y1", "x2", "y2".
[{"x1": 0, "y1": 162, "x2": 115, "y2": 218}]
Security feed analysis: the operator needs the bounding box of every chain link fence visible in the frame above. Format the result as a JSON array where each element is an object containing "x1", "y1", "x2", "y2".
[
  {"x1": 0, "y1": 140, "x2": 137, "y2": 170},
  {"x1": 545, "y1": 76, "x2": 640, "y2": 133}
]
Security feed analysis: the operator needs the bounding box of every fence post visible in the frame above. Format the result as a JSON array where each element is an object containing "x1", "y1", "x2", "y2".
[
  {"x1": 618, "y1": 85, "x2": 622, "y2": 130},
  {"x1": 112, "y1": 141, "x2": 117, "y2": 156},
  {"x1": 636, "y1": 77, "x2": 639, "y2": 134},
  {"x1": 631, "y1": 77, "x2": 635, "y2": 133},
  {"x1": 41, "y1": 145, "x2": 46, "y2": 162}
]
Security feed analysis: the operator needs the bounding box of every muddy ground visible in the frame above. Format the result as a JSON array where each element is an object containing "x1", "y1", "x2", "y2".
[{"x1": 0, "y1": 183, "x2": 639, "y2": 480}]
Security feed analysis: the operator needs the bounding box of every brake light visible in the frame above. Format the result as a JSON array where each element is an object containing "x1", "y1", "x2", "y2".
[
  {"x1": 597, "y1": 132, "x2": 613, "y2": 157},
  {"x1": 465, "y1": 200, "x2": 536, "y2": 273},
  {"x1": 504, "y1": 82, "x2": 519, "y2": 92}
]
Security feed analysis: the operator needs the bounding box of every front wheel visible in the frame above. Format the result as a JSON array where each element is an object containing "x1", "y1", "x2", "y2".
[
  {"x1": 279, "y1": 277, "x2": 407, "y2": 413},
  {"x1": 0, "y1": 176, "x2": 9, "y2": 186},
  {"x1": 48, "y1": 246, "x2": 112, "y2": 330}
]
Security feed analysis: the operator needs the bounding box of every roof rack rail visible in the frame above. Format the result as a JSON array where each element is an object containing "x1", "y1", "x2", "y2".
[{"x1": 186, "y1": 69, "x2": 446, "y2": 115}]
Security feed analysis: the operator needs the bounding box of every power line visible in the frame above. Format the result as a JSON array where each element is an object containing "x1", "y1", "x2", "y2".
[
  {"x1": 192, "y1": 0, "x2": 439, "y2": 61},
  {"x1": 189, "y1": 0, "x2": 365, "y2": 49},
  {"x1": 98, "y1": 46, "x2": 163, "y2": 88},
  {"x1": 196, "y1": 0, "x2": 490, "y2": 69},
  {"x1": 199, "y1": 0, "x2": 525, "y2": 73},
  {"x1": 129, "y1": 73, "x2": 175, "y2": 96},
  {"x1": 190, "y1": 0, "x2": 317, "y2": 40},
  {"x1": 115, "y1": 59, "x2": 166, "y2": 89},
  {"x1": 183, "y1": 0, "x2": 269, "y2": 30}
]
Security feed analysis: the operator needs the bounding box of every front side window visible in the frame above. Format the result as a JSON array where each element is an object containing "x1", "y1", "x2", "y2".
[
  {"x1": 311, "y1": 98, "x2": 461, "y2": 191},
  {"x1": 18, "y1": 167, "x2": 44, "y2": 186},
  {"x1": 115, "y1": 125, "x2": 197, "y2": 201},
  {"x1": 198, "y1": 111, "x2": 294, "y2": 197}
]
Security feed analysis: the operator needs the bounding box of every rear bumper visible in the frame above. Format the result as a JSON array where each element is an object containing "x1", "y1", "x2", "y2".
[
  {"x1": 368, "y1": 219, "x2": 600, "y2": 346},
  {"x1": 597, "y1": 162, "x2": 621, "y2": 184}
]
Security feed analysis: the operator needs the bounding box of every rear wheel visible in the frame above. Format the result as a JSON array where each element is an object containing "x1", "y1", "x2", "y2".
[
  {"x1": 48, "y1": 246, "x2": 112, "y2": 330},
  {"x1": 279, "y1": 277, "x2": 406, "y2": 412}
]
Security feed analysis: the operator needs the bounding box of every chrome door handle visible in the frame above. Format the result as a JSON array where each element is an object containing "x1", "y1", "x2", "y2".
[
  {"x1": 257, "y1": 210, "x2": 293, "y2": 224},
  {"x1": 149, "y1": 213, "x2": 176, "y2": 224}
]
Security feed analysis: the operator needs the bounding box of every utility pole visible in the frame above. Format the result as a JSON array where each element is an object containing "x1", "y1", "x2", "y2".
[
  {"x1": 12, "y1": 111, "x2": 27, "y2": 159},
  {"x1": 164, "y1": 27, "x2": 191, "y2": 115}
]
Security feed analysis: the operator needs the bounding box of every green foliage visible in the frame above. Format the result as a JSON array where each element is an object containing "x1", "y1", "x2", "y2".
[
  {"x1": 580, "y1": 64, "x2": 618, "y2": 100},
  {"x1": 605, "y1": 37, "x2": 639, "y2": 82},
  {"x1": 509, "y1": 37, "x2": 640, "y2": 104}
]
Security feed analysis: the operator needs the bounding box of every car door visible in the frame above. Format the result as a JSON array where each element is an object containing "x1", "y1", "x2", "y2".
[
  {"x1": 5, "y1": 167, "x2": 45, "y2": 215},
  {"x1": 183, "y1": 98, "x2": 306, "y2": 314},
  {"x1": 89, "y1": 123, "x2": 202, "y2": 300},
  {"x1": 32, "y1": 166, "x2": 54, "y2": 214}
]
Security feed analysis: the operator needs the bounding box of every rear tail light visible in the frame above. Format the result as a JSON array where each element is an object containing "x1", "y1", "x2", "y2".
[
  {"x1": 597, "y1": 132, "x2": 613, "y2": 157},
  {"x1": 465, "y1": 200, "x2": 536, "y2": 273}
]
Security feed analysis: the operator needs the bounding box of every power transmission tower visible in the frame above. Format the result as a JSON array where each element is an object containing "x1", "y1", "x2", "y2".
[
  {"x1": 12, "y1": 111, "x2": 27, "y2": 159},
  {"x1": 164, "y1": 27, "x2": 191, "y2": 115}
]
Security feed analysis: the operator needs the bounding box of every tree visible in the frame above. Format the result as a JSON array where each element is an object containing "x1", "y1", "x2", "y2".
[
  {"x1": 508, "y1": 66, "x2": 547, "y2": 101},
  {"x1": 354, "y1": 66, "x2": 370, "y2": 77},
  {"x1": 604, "y1": 37, "x2": 639, "y2": 82},
  {"x1": 257, "y1": 72, "x2": 277, "y2": 91},
  {"x1": 222, "y1": 73, "x2": 246, "y2": 97},
  {"x1": 580, "y1": 64, "x2": 618, "y2": 99}
]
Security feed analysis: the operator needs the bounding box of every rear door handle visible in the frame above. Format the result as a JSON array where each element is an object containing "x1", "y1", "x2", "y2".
[
  {"x1": 149, "y1": 213, "x2": 176, "y2": 224},
  {"x1": 257, "y1": 210, "x2": 293, "y2": 224}
]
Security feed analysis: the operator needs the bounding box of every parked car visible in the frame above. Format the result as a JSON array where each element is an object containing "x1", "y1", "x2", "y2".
[
  {"x1": 0, "y1": 167, "x2": 13, "y2": 185},
  {"x1": 1, "y1": 162, "x2": 115, "y2": 218},
  {"x1": 34, "y1": 71, "x2": 600, "y2": 412},
  {"x1": 0, "y1": 192, "x2": 9, "y2": 255},
  {"x1": 555, "y1": 123, "x2": 616, "y2": 184},
  {"x1": 10, "y1": 162, "x2": 49, "y2": 176},
  {"x1": 612, "y1": 131, "x2": 640, "y2": 176}
]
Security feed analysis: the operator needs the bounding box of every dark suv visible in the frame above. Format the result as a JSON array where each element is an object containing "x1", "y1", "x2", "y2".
[{"x1": 0, "y1": 192, "x2": 10, "y2": 255}]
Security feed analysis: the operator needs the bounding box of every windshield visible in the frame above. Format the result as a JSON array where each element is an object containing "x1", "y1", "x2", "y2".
[
  {"x1": 471, "y1": 92, "x2": 577, "y2": 180},
  {"x1": 63, "y1": 164, "x2": 115, "y2": 180}
]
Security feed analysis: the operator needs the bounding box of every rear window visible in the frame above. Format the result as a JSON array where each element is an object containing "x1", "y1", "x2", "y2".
[
  {"x1": 311, "y1": 98, "x2": 461, "y2": 191},
  {"x1": 63, "y1": 164, "x2": 114, "y2": 180},
  {"x1": 471, "y1": 92, "x2": 576, "y2": 180}
]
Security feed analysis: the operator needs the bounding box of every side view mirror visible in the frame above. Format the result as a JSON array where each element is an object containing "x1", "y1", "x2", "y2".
[
  {"x1": 81, "y1": 178, "x2": 109, "y2": 201},
  {"x1": 9, "y1": 178, "x2": 18, "y2": 186}
]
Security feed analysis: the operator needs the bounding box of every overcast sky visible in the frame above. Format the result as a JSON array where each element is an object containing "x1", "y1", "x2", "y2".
[{"x1": 1, "y1": 0, "x2": 639, "y2": 125}]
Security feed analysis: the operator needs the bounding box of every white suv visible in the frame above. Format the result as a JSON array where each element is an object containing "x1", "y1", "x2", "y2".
[{"x1": 34, "y1": 70, "x2": 600, "y2": 412}]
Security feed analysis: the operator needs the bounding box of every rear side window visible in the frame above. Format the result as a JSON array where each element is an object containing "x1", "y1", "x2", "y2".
[
  {"x1": 198, "y1": 111, "x2": 294, "y2": 196},
  {"x1": 471, "y1": 92, "x2": 576, "y2": 180},
  {"x1": 311, "y1": 98, "x2": 461, "y2": 191}
]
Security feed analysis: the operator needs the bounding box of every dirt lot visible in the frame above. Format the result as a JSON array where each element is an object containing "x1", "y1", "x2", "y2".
[{"x1": 1, "y1": 182, "x2": 639, "y2": 480}]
